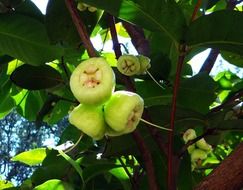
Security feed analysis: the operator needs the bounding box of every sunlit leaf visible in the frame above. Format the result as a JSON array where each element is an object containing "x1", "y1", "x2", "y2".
[
  {"x1": 11, "y1": 148, "x2": 47, "y2": 166},
  {"x1": 33, "y1": 179, "x2": 73, "y2": 190},
  {"x1": 0, "y1": 180, "x2": 14, "y2": 189}
]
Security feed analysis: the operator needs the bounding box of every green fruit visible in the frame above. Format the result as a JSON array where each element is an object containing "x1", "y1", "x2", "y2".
[
  {"x1": 190, "y1": 149, "x2": 207, "y2": 162},
  {"x1": 136, "y1": 55, "x2": 151, "y2": 75},
  {"x1": 70, "y1": 57, "x2": 115, "y2": 105},
  {"x1": 117, "y1": 55, "x2": 140, "y2": 76},
  {"x1": 88, "y1": 6, "x2": 97, "y2": 12},
  {"x1": 69, "y1": 104, "x2": 106, "y2": 140},
  {"x1": 187, "y1": 144, "x2": 195, "y2": 154},
  {"x1": 196, "y1": 138, "x2": 212, "y2": 152},
  {"x1": 77, "y1": 2, "x2": 87, "y2": 11},
  {"x1": 183, "y1": 128, "x2": 197, "y2": 143},
  {"x1": 105, "y1": 126, "x2": 127, "y2": 137},
  {"x1": 104, "y1": 91, "x2": 144, "y2": 133}
]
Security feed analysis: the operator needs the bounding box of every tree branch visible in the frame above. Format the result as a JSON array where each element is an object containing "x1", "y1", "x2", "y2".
[
  {"x1": 167, "y1": 44, "x2": 186, "y2": 190},
  {"x1": 199, "y1": 48, "x2": 220, "y2": 73},
  {"x1": 122, "y1": 21, "x2": 150, "y2": 56},
  {"x1": 122, "y1": 21, "x2": 168, "y2": 155},
  {"x1": 108, "y1": 15, "x2": 159, "y2": 190},
  {"x1": 195, "y1": 142, "x2": 243, "y2": 190},
  {"x1": 65, "y1": 0, "x2": 97, "y2": 57}
]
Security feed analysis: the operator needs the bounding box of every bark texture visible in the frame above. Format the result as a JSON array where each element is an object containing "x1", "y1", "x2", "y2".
[{"x1": 195, "y1": 142, "x2": 243, "y2": 190}]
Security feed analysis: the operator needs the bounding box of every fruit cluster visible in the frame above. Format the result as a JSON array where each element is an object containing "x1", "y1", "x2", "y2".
[
  {"x1": 183, "y1": 129, "x2": 212, "y2": 170},
  {"x1": 117, "y1": 54, "x2": 151, "y2": 76},
  {"x1": 69, "y1": 57, "x2": 144, "y2": 140},
  {"x1": 77, "y1": 1, "x2": 97, "y2": 12}
]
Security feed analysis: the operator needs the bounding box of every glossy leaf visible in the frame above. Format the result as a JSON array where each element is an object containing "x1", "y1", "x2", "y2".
[
  {"x1": 82, "y1": 0, "x2": 187, "y2": 42},
  {"x1": 10, "y1": 64, "x2": 63, "y2": 90},
  {"x1": 0, "y1": 14, "x2": 63, "y2": 66},
  {"x1": 11, "y1": 148, "x2": 47, "y2": 166},
  {"x1": 186, "y1": 10, "x2": 243, "y2": 55}
]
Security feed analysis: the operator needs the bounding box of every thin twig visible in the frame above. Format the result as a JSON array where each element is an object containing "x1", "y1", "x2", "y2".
[{"x1": 65, "y1": 0, "x2": 97, "y2": 57}]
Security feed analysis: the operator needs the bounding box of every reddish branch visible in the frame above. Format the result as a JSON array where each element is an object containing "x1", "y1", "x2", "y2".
[
  {"x1": 195, "y1": 142, "x2": 243, "y2": 190},
  {"x1": 190, "y1": 0, "x2": 202, "y2": 22},
  {"x1": 122, "y1": 21, "x2": 168, "y2": 155},
  {"x1": 167, "y1": 45, "x2": 186, "y2": 190},
  {"x1": 108, "y1": 14, "x2": 159, "y2": 190},
  {"x1": 65, "y1": 0, "x2": 97, "y2": 57},
  {"x1": 122, "y1": 21, "x2": 150, "y2": 56}
]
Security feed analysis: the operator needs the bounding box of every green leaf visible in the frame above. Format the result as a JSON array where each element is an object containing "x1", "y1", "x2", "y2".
[
  {"x1": 186, "y1": 10, "x2": 243, "y2": 55},
  {"x1": 11, "y1": 148, "x2": 47, "y2": 166},
  {"x1": 33, "y1": 179, "x2": 73, "y2": 190},
  {"x1": 15, "y1": 0, "x2": 44, "y2": 23},
  {"x1": 45, "y1": 100, "x2": 72, "y2": 125},
  {"x1": 45, "y1": 0, "x2": 80, "y2": 45},
  {"x1": 0, "y1": 14, "x2": 63, "y2": 66},
  {"x1": 178, "y1": 73, "x2": 217, "y2": 114},
  {"x1": 82, "y1": 0, "x2": 186, "y2": 42},
  {"x1": 0, "y1": 80, "x2": 15, "y2": 119},
  {"x1": 0, "y1": 180, "x2": 14, "y2": 189},
  {"x1": 177, "y1": 153, "x2": 192, "y2": 190},
  {"x1": 46, "y1": 0, "x2": 103, "y2": 46},
  {"x1": 16, "y1": 91, "x2": 46, "y2": 121},
  {"x1": 221, "y1": 50, "x2": 243, "y2": 68},
  {"x1": 83, "y1": 163, "x2": 121, "y2": 183},
  {"x1": 10, "y1": 64, "x2": 63, "y2": 90},
  {"x1": 58, "y1": 150, "x2": 84, "y2": 185}
]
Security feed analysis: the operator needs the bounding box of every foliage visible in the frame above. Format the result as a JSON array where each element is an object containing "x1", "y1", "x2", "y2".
[{"x1": 0, "y1": 0, "x2": 242, "y2": 189}]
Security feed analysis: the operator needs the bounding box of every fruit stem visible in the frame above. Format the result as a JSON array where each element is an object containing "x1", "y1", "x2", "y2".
[
  {"x1": 146, "y1": 70, "x2": 165, "y2": 89},
  {"x1": 61, "y1": 133, "x2": 83, "y2": 155},
  {"x1": 140, "y1": 118, "x2": 172, "y2": 131}
]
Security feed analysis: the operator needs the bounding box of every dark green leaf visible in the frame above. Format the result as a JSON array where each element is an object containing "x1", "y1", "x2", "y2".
[
  {"x1": 186, "y1": 11, "x2": 243, "y2": 55},
  {"x1": 0, "y1": 14, "x2": 63, "y2": 65},
  {"x1": 15, "y1": 0, "x2": 44, "y2": 23},
  {"x1": 46, "y1": 0, "x2": 102, "y2": 46},
  {"x1": 177, "y1": 153, "x2": 192, "y2": 190},
  {"x1": 178, "y1": 73, "x2": 217, "y2": 114},
  {"x1": 82, "y1": 0, "x2": 187, "y2": 42},
  {"x1": 10, "y1": 64, "x2": 63, "y2": 90},
  {"x1": 221, "y1": 50, "x2": 243, "y2": 68}
]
